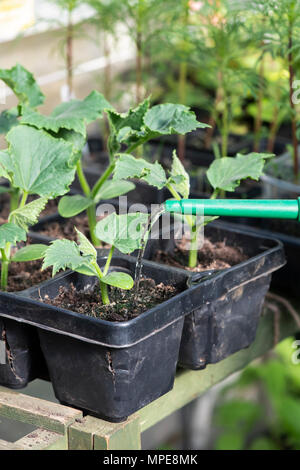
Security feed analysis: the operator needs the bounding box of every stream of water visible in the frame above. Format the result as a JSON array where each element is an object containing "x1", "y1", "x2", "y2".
[{"x1": 134, "y1": 204, "x2": 166, "y2": 295}]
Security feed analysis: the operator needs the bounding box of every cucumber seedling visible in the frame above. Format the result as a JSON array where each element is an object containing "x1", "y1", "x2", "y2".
[
  {"x1": 42, "y1": 212, "x2": 149, "y2": 305},
  {"x1": 113, "y1": 150, "x2": 274, "y2": 268},
  {"x1": 0, "y1": 122, "x2": 77, "y2": 290}
]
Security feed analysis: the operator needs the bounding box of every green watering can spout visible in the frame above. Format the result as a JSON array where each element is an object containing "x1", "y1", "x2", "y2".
[{"x1": 164, "y1": 198, "x2": 300, "y2": 221}]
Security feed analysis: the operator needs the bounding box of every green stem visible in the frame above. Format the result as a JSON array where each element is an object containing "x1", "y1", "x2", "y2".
[
  {"x1": 91, "y1": 162, "x2": 115, "y2": 199},
  {"x1": 1, "y1": 191, "x2": 29, "y2": 291},
  {"x1": 188, "y1": 227, "x2": 198, "y2": 269},
  {"x1": 100, "y1": 281, "x2": 110, "y2": 305},
  {"x1": 92, "y1": 261, "x2": 110, "y2": 305},
  {"x1": 0, "y1": 249, "x2": 8, "y2": 291},
  {"x1": 76, "y1": 160, "x2": 91, "y2": 197},
  {"x1": 167, "y1": 183, "x2": 198, "y2": 268},
  {"x1": 87, "y1": 204, "x2": 99, "y2": 246},
  {"x1": 19, "y1": 191, "x2": 28, "y2": 209},
  {"x1": 221, "y1": 95, "x2": 229, "y2": 158},
  {"x1": 103, "y1": 246, "x2": 115, "y2": 276},
  {"x1": 10, "y1": 187, "x2": 20, "y2": 213},
  {"x1": 210, "y1": 189, "x2": 219, "y2": 200},
  {"x1": 76, "y1": 160, "x2": 115, "y2": 246}
]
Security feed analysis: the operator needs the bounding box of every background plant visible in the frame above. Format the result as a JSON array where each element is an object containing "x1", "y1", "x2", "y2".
[
  {"x1": 45, "y1": 0, "x2": 85, "y2": 100},
  {"x1": 261, "y1": 0, "x2": 300, "y2": 179},
  {"x1": 115, "y1": 0, "x2": 177, "y2": 105},
  {"x1": 212, "y1": 337, "x2": 300, "y2": 450},
  {"x1": 186, "y1": 1, "x2": 256, "y2": 158}
]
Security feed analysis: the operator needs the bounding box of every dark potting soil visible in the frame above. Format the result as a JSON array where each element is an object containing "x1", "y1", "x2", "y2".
[
  {"x1": 42, "y1": 278, "x2": 180, "y2": 322},
  {"x1": 38, "y1": 214, "x2": 91, "y2": 241},
  {"x1": 37, "y1": 214, "x2": 111, "y2": 248},
  {"x1": 153, "y1": 237, "x2": 248, "y2": 272},
  {"x1": 5, "y1": 259, "x2": 52, "y2": 292}
]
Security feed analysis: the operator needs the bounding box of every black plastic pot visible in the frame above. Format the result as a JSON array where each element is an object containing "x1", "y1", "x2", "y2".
[
  {"x1": 0, "y1": 256, "x2": 200, "y2": 421},
  {"x1": 143, "y1": 220, "x2": 286, "y2": 369},
  {"x1": 0, "y1": 235, "x2": 50, "y2": 389},
  {"x1": 0, "y1": 317, "x2": 47, "y2": 389},
  {"x1": 224, "y1": 219, "x2": 300, "y2": 298}
]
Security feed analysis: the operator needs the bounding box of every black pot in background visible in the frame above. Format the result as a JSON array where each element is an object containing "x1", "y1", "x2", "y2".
[
  {"x1": 0, "y1": 256, "x2": 197, "y2": 422},
  {"x1": 143, "y1": 220, "x2": 286, "y2": 369},
  {"x1": 223, "y1": 218, "x2": 300, "y2": 299}
]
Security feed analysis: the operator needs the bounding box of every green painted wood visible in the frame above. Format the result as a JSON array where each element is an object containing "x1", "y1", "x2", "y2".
[
  {"x1": 14, "y1": 429, "x2": 68, "y2": 450},
  {"x1": 69, "y1": 415, "x2": 141, "y2": 450},
  {"x1": 138, "y1": 305, "x2": 299, "y2": 432},
  {"x1": 93, "y1": 415, "x2": 141, "y2": 450},
  {"x1": 69, "y1": 416, "x2": 102, "y2": 450},
  {"x1": 0, "y1": 387, "x2": 83, "y2": 434}
]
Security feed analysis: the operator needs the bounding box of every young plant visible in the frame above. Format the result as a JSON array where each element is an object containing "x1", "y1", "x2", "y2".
[
  {"x1": 22, "y1": 94, "x2": 208, "y2": 245},
  {"x1": 0, "y1": 123, "x2": 77, "y2": 291},
  {"x1": 113, "y1": 150, "x2": 273, "y2": 268},
  {"x1": 42, "y1": 212, "x2": 148, "y2": 305},
  {"x1": 0, "y1": 64, "x2": 47, "y2": 211}
]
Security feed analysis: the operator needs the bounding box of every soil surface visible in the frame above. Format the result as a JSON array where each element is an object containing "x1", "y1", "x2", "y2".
[
  {"x1": 5, "y1": 259, "x2": 52, "y2": 292},
  {"x1": 42, "y1": 278, "x2": 179, "y2": 322},
  {"x1": 36, "y1": 213, "x2": 111, "y2": 248},
  {"x1": 153, "y1": 236, "x2": 248, "y2": 272},
  {"x1": 37, "y1": 214, "x2": 91, "y2": 241}
]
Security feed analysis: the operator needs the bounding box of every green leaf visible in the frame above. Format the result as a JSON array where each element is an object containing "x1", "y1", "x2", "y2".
[
  {"x1": 75, "y1": 227, "x2": 97, "y2": 259},
  {"x1": 0, "y1": 150, "x2": 13, "y2": 181},
  {"x1": 42, "y1": 239, "x2": 92, "y2": 276},
  {"x1": 107, "y1": 97, "x2": 150, "y2": 151},
  {"x1": 95, "y1": 212, "x2": 149, "y2": 254},
  {"x1": 50, "y1": 128, "x2": 86, "y2": 154},
  {"x1": 9, "y1": 197, "x2": 48, "y2": 231},
  {"x1": 107, "y1": 100, "x2": 208, "y2": 153},
  {"x1": 207, "y1": 153, "x2": 274, "y2": 192},
  {"x1": 144, "y1": 103, "x2": 209, "y2": 135},
  {"x1": 0, "y1": 63, "x2": 44, "y2": 107},
  {"x1": 249, "y1": 438, "x2": 280, "y2": 451},
  {"x1": 107, "y1": 97, "x2": 150, "y2": 135},
  {"x1": 74, "y1": 263, "x2": 98, "y2": 277},
  {"x1": 94, "y1": 179, "x2": 135, "y2": 202},
  {"x1": 4, "y1": 125, "x2": 76, "y2": 197},
  {"x1": 0, "y1": 108, "x2": 19, "y2": 134},
  {"x1": 21, "y1": 91, "x2": 112, "y2": 137},
  {"x1": 101, "y1": 272, "x2": 134, "y2": 290},
  {"x1": 0, "y1": 223, "x2": 26, "y2": 249},
  {"x1": 215, "y1": 432, "x2": 245, "y2": 451},
  {"x1": 58, "y1": 195, "x2": 94, "y2": 218},
  {"x1": 11, "y1": 244, "x2": 48, "y2": 262},
  {"x1": 113, "y1": 154, "x2": 167, "y2": 189},
  {"x1": 168, "y1": 151, "x2": 190, "y2": 198}
]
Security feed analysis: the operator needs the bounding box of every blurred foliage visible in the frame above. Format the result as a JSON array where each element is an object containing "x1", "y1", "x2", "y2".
[{"x1": 213, "y1": 337, "x2": 300, "y2": 450}]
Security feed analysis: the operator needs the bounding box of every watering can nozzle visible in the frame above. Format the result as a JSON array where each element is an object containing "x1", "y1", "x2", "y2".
[{"x1": 164, "y1": 198, "x2": 300, "y2": 222}]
